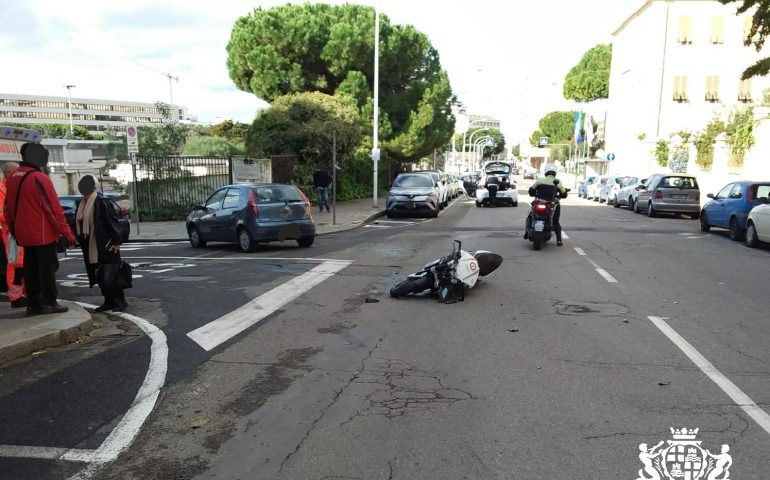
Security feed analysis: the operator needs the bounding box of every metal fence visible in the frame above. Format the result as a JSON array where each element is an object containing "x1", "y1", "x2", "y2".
[{"x1": 132, "y1": 156, "x2": 232, "y2": 221}]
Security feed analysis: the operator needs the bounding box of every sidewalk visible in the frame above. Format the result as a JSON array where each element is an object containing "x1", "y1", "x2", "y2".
[
  {"x1": 129, "y1": 197, "x2": 386, "y2": 241},
  {"x1": 0, "y1": 199, "x2": 384, "y2": 366}
]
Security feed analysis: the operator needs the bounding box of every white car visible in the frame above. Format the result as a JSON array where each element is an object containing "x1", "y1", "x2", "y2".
[
  {"x1": 600, "y1": 175, "x2": 634, "y2": 206},
  {"x1": 746, "y1": 199, "x2": 770, "y2": 247},
  {"x1": 416, "y1": 170, "x2": 448, "y2": 208},
  {"x1": 587, "y1": 176, "x2": 608, "y2": 201},
  {"x1": 476, "y1": 161, "x2": 519, "y2": 207},
  {"x1": 617, "y1": 177, "x2": 648, "y2": 210}
]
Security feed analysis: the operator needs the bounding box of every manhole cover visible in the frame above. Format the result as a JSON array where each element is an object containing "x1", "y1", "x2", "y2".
[{"x1": 554, "y1": 301, "x2": 628, "y2": 317}]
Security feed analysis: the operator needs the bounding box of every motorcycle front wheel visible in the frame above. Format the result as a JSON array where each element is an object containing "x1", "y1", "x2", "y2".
[
  {"x1": 390, "y1": 275, "x2": 434, "y2": 298},
  {"x1": 533, "y1": 231, "x2": 544, "y2": 251}
]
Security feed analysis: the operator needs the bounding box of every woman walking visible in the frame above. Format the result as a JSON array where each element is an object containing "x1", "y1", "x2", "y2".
[{"x1": 75, "y1": 176, "x2": 127, "y2": 312}]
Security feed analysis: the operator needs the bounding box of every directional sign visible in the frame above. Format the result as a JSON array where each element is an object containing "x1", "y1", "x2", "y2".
[
  {"x1": 539, "y1": 136, "x2": 549, "y2": 147},
  {"x1": 607, "y1": 153, "x2": 616, "y2": 161},
  {"x1": 127, "y1": 125, "x2": 139, "y2": 154}
]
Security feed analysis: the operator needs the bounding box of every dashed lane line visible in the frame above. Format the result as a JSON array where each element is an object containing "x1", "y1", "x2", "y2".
[
  {"x1": 574, "y1": 247, "x2": 586, "y2": 256},
  {"x1": 649, "y1": 316, "x2": 770, "y2": 437}
]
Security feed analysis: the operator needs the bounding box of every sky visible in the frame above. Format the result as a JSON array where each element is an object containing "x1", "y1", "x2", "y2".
[{"x1": 0, "y1": 0, "x2": 641, "y2": 146}]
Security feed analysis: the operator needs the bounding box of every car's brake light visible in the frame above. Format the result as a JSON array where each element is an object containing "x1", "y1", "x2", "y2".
[
  {"x1": 696, "y1": 191, "x2": 700, "y2": 202},
  {"x1": 655, "y1": 191, "x2": 663, "y2": 200},
  {"x1": 248, "y1": 189, "x2": 260, "y2": 219},
  {"x1": 512, "y1": 184, "x2": 517, "y2": 189},
  {"x1": 479, "y1": 184, "x2": 485, "y2": 189},
  {"x1": 297, "y1": 187, "x2": 313, "y2": 217},
  {"x1": 635, "y1": 186, "x2": 641, "y2": 191},
  {"x1": 118, "y1": 207, "x2": 126, "y2": 218}
]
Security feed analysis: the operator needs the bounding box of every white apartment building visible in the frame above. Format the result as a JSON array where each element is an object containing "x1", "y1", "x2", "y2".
[
  {"x1": 605, "y1": 0, "x2": 769, "y2": 175},
  {"x1": 0, "y1": 93, "x2": 196, "y2": 133}
]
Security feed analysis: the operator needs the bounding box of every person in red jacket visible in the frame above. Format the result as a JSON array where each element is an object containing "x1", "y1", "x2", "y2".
[
  {"x1": 0, "y1": 162, "x2": 26, "y2": 307},
  {"x1": 5, "y1": 143, "x2": 75, "y2": 315}
]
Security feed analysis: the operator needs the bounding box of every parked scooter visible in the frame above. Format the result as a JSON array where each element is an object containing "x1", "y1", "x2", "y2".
[
  {"x1": 390, "y1": 240, "x2": 503, "y2": 303},
  {"x1": 525, "y1": 182, "x2": 570, "y2": 250}
]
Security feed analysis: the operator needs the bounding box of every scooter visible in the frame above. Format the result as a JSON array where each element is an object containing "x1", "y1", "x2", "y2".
[
  {"x1": 390, "y1": 240, "x2": 503, "y2": 303},
  {"x1": 526, "y1": 183, "x2": 569, "y2": 251}
]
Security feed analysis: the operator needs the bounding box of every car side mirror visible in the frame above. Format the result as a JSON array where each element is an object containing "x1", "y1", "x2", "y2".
[
  {"x1": 193, "y1": 205, "x2": 206, "y2": 211},
  {"x1": 435, "y1": 182, "x2": 440, "y2": 188},
  {"x1": 707, "y1": 193, "x2": 715, "y2": 199}
]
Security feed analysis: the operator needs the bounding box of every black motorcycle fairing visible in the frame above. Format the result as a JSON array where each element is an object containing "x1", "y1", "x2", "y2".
[{"x1": 472, "y1": 251, "x2": 503, "y2": 276}]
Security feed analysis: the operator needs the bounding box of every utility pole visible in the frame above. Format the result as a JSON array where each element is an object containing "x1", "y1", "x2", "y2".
[
  {"x1": 371, "y1": 4, "x2": 381, "y2": 209},
  {"x1": 64, "y1": 85, "x2": 76, "y2": 138}
]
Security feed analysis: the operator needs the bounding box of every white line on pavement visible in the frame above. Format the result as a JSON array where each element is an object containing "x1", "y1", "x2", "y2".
[
  {"x1": 648, "y1": 316, "x2": 770, "y2": 437},
  {"x1": 562, "y1": 231, "x2": 569, "y2": 239},
  {"x1": 0, "y1": 306, "x2": 168, "y2": 479},
  {"x1": 120, "y1": 255, "x2": 349, "y2": 262},
  {"x1": 595, "y1": 268, "x2": 618, "y2": 283},
  {"x1": 574, "y1": 247, "x2": 586, "y2": 256},
  {"x1": 187, "y1": 260, "x2": 352, "y2": 351}
]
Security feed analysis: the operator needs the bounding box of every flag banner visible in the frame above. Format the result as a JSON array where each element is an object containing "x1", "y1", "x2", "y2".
[
  {"x1": 584, "y1": 114, "x2": 594, "y2": 146},
  {"x1": 574, "y1": 111, "x2": 584, "y2": 145}
]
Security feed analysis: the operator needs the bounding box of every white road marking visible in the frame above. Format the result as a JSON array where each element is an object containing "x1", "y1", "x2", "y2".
[
  {"x1": 595, "y1": 268, "x2": 618, "y2": 283},
  {"x1": 686, "y1": 236, "x2": 704, "y2": 240},
  {"x1": 649, "y1": 316, "x2": 770, "y2": 437},
  {"x1": 574, "y1": 247, "x2": 586, "y2": 256},
  {"x1": 187, "y1": 260, "x2": 352, "y2": 351},
  {"x1": 120, "y1": 255, "x2": 349, "y2": 262},
  {"x1": 0, "y1": 305, "x2": 168, "y2": 478},
  {"x1": 363, "y1": 224, "x2": 391, "y2": 228},
  {"x1": 561, "y1": 231, "x2": 569, "y2": 239}
]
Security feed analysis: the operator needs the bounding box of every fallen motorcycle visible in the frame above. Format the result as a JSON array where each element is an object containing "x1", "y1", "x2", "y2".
[{"x1": 390, "y1": 240, "x2": 503, "y2": 303}]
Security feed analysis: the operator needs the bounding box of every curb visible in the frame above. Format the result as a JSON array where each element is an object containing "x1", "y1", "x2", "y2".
[{"x1": 0, "y1": 301, "x2": 95, "y2": 366}]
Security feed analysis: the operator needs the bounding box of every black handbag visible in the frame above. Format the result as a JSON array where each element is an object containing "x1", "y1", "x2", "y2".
[
  {"x1": 97, "y1": 261, "x2": 132, "y2": 290},
  {"x1": 119, "y1": 261, "x2": 133, "y2": 289}
]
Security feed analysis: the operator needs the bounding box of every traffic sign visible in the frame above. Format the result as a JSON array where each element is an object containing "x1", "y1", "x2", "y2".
[
  {"x1": 607, "y1": 153, "x2": 616, "y2": 161},
  {"x1": 539, "y1": 136, "x2": 549, "y2": 146},
  {"x1": 127, "y1": 125, "x2": 139, "y2": 154}
]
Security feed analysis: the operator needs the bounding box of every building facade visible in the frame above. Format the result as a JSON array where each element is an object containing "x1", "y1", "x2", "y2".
[
  {"x1": 605, "y1": 0, "x2": 769, "y2": 175},
  {"x1": 0, "y1": 93, "x2": 195, "y2": 133}
]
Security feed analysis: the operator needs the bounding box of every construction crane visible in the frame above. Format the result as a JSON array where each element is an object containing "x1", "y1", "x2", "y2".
[{"x1": 131, "y1": 60, "x2": 179, "y2": 107}]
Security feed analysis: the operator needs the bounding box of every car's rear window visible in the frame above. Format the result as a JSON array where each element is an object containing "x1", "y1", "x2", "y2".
[
  {"x1": 60, "y1": 198, "x2": 77, "y2": 210},
  {"x1": 660, "y1": 176, "x2": 698, "y2": 189},
  {"x1": 393, "y1": 174, "x2": 432, "y2": 188},
  {"x1": 755, "y1": 184, "x2": 770, "y2": 200},
  {"x1": 485, "y1": 163, "x2": 511, "y2": 175},
  {"x1": 252, "y1": 185, "x2": 303, "y2": 203}
]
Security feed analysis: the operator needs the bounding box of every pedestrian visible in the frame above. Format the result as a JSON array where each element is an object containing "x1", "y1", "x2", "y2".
[
  {"x1": 312, "y1": 165, "x2": 331, "y2": 213},
  {"x1": 0, "y1": 162, "x2": 27, "y2": 307},
  {"x1": 485, "y1": 174, "x2": 500, "y2": 207},
  {"x1": 4, "y1": 143, "x2": 75, "y2": 315},
  {"x1": 75, "y1": 175, "x2": 127, "y2": 312}
]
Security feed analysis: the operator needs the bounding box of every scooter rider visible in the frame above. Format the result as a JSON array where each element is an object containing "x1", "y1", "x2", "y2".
[{"x1": 524, "y1": 164, "x2": 568, "y2": 246}]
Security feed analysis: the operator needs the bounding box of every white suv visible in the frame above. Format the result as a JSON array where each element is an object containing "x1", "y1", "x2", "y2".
[{"x1": 475, "y1": 161, "x2": 519, "y2": 207}]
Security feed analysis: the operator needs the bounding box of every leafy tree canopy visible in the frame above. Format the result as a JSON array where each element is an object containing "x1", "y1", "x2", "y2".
[
  {"x1": 227, "y1": 3, "x2": 455, "y2": 161},
  {"x1": 719, "y1": 0, "x2": 770, "y2": 78},
  {"x1": 183, "y1": 135, "x2": 244, "y2": 157},
  {"x1": 209, "y1": 120, "x2": 250, "y2": 143},
  {"x1": 563, "y1": 44, "x2": 612, "y2": 102},
  {"x1": 138, "y1": 102, "x2": 189, "y2": 156},
  {"x1": 465, "y1": 127, "x2": 505, "y2": 159},
  {"x1": 530, "y1": 111, "x2": 577, "y2": 146},
  {"x1": 246, "y1": 91, "x2": 361, "y2": 166}
]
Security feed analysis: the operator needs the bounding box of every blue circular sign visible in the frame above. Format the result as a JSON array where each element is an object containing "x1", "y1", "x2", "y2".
[{"x1": 607, "y1": 153, "x2": 616, "y2": 161}]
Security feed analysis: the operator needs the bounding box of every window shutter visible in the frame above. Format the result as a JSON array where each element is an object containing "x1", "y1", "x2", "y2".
[
  {"x1": 679, "y1": 16, "x2": 693, "y2": 44},
  {"x1": 711, "y1": 17, "x2": 725, "y2": 44},
  {"x1": 739, "y1": 78, "x2": 753, "y2": 102},
  {"x1": 705, "y1": 76, "x2": 720, "y2": 102}
]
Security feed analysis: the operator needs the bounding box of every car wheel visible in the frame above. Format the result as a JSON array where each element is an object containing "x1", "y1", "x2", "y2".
[
  {"x1": 628, "y1": 197, "x2": 635, "y2": 211},
  {"x1": 475, "y1": 200, "x2": 481, "y2": 207},
  {"x1": 613, "y1": 196, "x2": 620, "y2": 208},
  {"x1": 430, "y1": 209, "x2": 439, "y2": 218},
  {"x1": 729, "y1": 217, "x2": 744, "y2": 241},
  {"x1": 238, "y1": 227, "x2": 256, "y2": 253},
  {"x1": 386, "y1": 211, "x2": 394, "y2": 218},
  {"x1": 297, "y1": 236, "x2": 314, "y2": 248},
  {"x1": 700, "y1": 212, "x2": 710, "y2": 232},
  {"x1": 189, "y1": 226, "x2": 207, "y2": 248},
  {"x1": 647, "y1": 202, "x2": 656, "y2": 217},
  {"x1": 512, "y1": 202, "x2": 518, "y2": 207},
  {"x1": 746, "y1": 222, "x2": 760, "y2": 248}
]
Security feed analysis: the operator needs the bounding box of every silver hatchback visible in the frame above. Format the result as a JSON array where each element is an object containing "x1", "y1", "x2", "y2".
[{"x1": 636, "y1": 174, "x2": 701, "y2": 219}]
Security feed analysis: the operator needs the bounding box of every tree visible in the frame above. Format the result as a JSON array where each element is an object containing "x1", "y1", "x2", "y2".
[
  {"x1": 210, "y1": 120, "x2": 250, "y2": 143},
  {"x1": 464, "y1": 127, "x2": 505, "y2": 159},
  {"x1": 226, "y1": 3, "x2": 455, "y2": 162},
  {"x1": 563, "y1": 44, "x2": 612, "y2": 102},
  {"x1": 137, "y1": 102, "x2": 189, "y2": 156},
  {"x1": 720, "y1": 0, "x2": 770, "y2": 78},
  {"x1": 246, "y1": 92, "x2": 361, "y2": 166},
  {"x1": 184, "y1": 136, "x2": 244, "y2": 157},
  {"x1": 531, "y1": 111, "x2": 576, "y2": 146}
]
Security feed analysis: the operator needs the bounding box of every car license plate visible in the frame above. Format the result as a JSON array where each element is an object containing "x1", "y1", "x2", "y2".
[
  {"x1": 670, "y1": 194, "x2": 687, "y2": 199},
  {"x1": 405, "y1": 201, "x2": 415, "y2": 209},
  {"x1": 534, "y1": 220, "x2": 545, "y2": 231}
]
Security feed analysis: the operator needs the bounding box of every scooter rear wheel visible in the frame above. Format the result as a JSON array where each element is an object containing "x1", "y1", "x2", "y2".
[
  {"x1": 533, "y1": 231, "x2": 544, "y2": 250},
  {"x1": 390, "y1": 275, "x2": 434, "y2": 298}
]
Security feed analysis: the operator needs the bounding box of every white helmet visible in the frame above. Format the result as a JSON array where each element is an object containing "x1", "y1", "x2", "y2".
[{"x1": 544, "y1": 164, "x2": 557, "y2": 176}]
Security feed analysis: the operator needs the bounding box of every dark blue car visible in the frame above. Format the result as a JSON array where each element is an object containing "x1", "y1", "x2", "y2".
[
  {"x1": 700, "y1": 181, "x2": 770, "y2": 240},
  {"x1": 187, "y1": 183, "x2": 316, "y2": 252}
]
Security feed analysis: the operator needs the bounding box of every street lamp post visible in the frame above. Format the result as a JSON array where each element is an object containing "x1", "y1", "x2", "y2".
[
  {"x1": 461, "y1": 119, "x2": 487, "y2": 171},
  {"x1": 470, "y1": 133, "x2": 492, "y2": 170},
  {"x1": 473, "y1": 136, "x2": 492, "y2": 170},
  {"x1": 64, "y1": 85, "x2": 76, "y2": 138},
  {"x1": 371, "y1": 4, "x2": 380, "y2": 209}
]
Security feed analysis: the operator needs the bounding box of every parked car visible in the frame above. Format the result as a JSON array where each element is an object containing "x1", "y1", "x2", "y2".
[
  {"x1": 578, "y1": 176, "x2": 597, "y2": 198},
  {"x1": 635, "y1": 174, "x2": 700, "y2": 218},
  {"x1": 60, "y1": 195, "x2": 131, "y2": 243},
  {"x1": 186, "y1": 183, "x2": 316, "y2": 252},
  {"x1": 476, "y1": 161, "x2": 519, "y2": 207},
  {"x1": 386, "y1": 172, "x2": 440, "y2": 218},
  {"x1": 700, "y1": 181, "x2": 770, "y2": 240},
  {"x1": 746, "y1": 196, "x2": 770, "y2": 247},
  {"x1": 587, "y1": 176, "x2": 608, "y2": 201},
  {"x1": 523, "y1": 166, "x2": 538, "y2": 180},
  {"x1": 600, "y1": 175, "x2": 633, "y2": 206},
  {"x1": 461, "y1": 174, "x2": 480, "y2": 196},
  {"x1": 616, "y1": 176, "x2": 646, "y2": 210},
  {"x1": 415, "y1": 170, "x2": 448, "y2": 208}
]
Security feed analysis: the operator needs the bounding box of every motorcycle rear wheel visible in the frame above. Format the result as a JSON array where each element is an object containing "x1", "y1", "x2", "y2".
[
  {"x1": 390, "y1": 275, "x2": 434, "y2": 298},
  {"x1": 533, "y1": 231, "x2": 544, "y2": 250}
]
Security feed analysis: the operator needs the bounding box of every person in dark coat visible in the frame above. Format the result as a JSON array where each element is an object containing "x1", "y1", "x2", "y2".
[
  {"x1": 485, "y1": 174, "x2": 500, "y2": 207},
  {"x1": 75, "y1": 176, "x2": 127, "y2": 312},
  {"x1": 312, "y1": 167, "x2": 331, "y2": 213}
]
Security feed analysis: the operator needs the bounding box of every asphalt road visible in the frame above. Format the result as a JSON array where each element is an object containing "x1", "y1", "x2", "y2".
[{"x1": 2, "y1": 189, "x2": 770, "y2": 479}]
